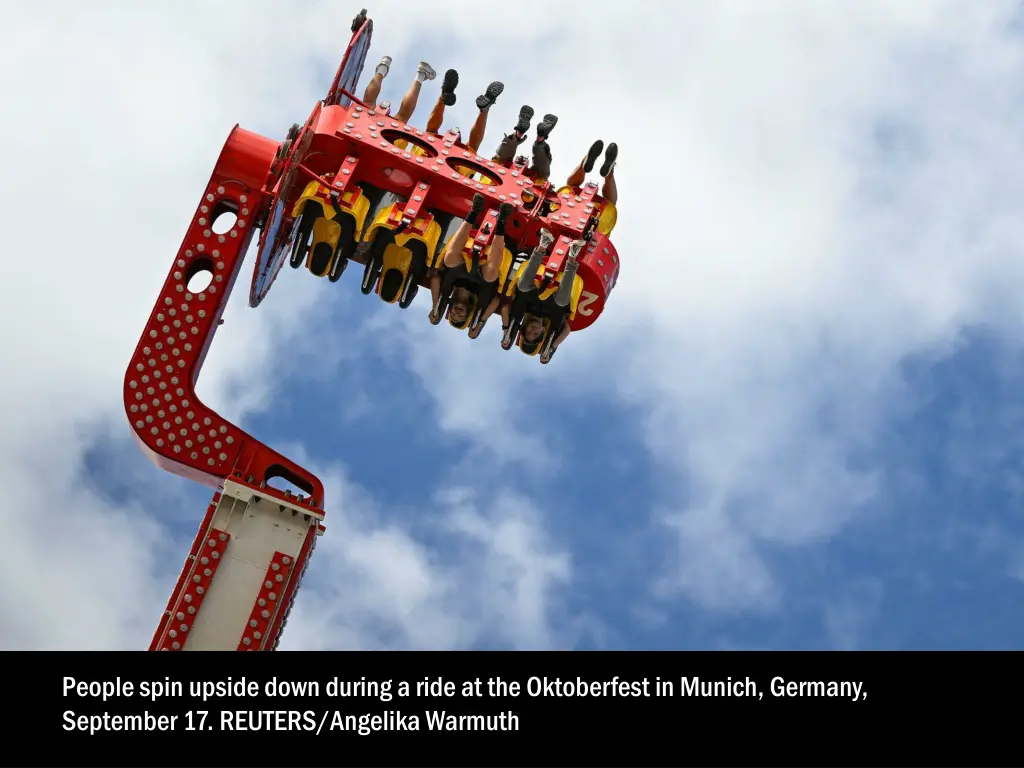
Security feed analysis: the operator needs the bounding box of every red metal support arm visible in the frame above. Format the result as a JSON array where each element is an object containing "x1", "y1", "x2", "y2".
[{"x1": 123, "y1": 126, "x2": 325, "y2": 509}]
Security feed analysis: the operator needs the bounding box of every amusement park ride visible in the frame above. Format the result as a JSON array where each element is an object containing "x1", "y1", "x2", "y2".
[{"x1": 124, "y1": 10, "x2": 619, "y2": 651}]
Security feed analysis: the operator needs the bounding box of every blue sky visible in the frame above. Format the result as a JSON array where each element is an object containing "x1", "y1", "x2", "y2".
[{"x1": 2, "y1": 1, "x2": 1023, "y2": 650}]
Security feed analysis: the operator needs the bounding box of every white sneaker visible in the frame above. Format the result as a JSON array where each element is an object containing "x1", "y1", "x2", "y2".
[
  {"x1": 417, "y1": 62, "x2": 436, "y2": 81},
  {"x1": 567, "y1": 239, "x2": 585, "y2": 260},
  {"x1": 375, "y1": 55, "x2": 392, "y2": 77}
]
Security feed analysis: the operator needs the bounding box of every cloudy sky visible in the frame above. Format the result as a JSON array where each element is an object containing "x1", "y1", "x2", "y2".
[{"x1": 2, "y1": 0, "x2": 1023, "y2": 650}]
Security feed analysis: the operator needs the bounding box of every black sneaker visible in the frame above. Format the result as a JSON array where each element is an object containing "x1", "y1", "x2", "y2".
[
  {"x1": 536, "y1": 114, "x2": 558, "y2": 140},
  {"x1": 441, "y1": 69, "x2": 459, "y2": 106},
  {"x1": 514, "y1": 105, "x2": 534, "y2": 135},
  {"x1": 467, "y1": 192, "x2": 486, "y2": 223},
  {"x1": 584, "y1": 140, "x2": 604, "y2": 173},
  {"x1": 476, "y1": 81, "x2": 504, "y2": 110},
  {"x1": 600, "y1": 143, "x2": 618, "y2": 177}
]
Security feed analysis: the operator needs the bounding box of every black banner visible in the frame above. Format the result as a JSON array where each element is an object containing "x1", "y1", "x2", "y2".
[{"x1": 17, "y1": 651, "x2": 1015, "y2": 766}]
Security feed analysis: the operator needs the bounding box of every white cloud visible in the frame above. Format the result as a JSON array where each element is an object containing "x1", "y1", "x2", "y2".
[{"x1": 282, "y1": 471, "x2": 573, "y2": 650}]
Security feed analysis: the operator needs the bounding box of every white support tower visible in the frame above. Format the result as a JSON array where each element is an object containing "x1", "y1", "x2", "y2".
[{"x1": 151, "y1": 480, "x2": 324, "y2": 650}]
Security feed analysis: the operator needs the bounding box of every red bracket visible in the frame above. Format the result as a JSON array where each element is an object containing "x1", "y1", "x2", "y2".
[
  {"x1": 556, "y1": 182, "x2": 599, "y2": 232},
  {"x1": 154, "y1": 525, "x2": 231, "y2": 650},
  {"x1": 267, "y1": 523, "x2": 318, "y2": 649},
  {"x1": 540, "y1": 235, "x2": 574, "y2": 287},
  {"x1": 442, "y1": 126, "x2": 462, "y2": 146},
  {"x1": 578, "y1": 180, "x2": 600, "y2": 204},
  {"x1": 402, "y1": 181, "x2": 429, "y2": 224},
  {"x1": 238, "y1": 551, "x2": 294, "y2": 650},
  {"x1": 123, "y1": 126, "x2": 325, "y2": 509},
  {"x1": 330, "y1": 155, "x2": 360, "y2": 196},
  {"x1": 474, "y1": 208, "x2": 498, "y2": 248}
]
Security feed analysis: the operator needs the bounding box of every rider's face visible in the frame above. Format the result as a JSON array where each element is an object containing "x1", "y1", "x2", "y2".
[
  {"x1": 449, "y1": 303, "x2": 467, "y2": 324},
  {"x1": 523, "y1": 319, "x2": 544, "y2": 342}
]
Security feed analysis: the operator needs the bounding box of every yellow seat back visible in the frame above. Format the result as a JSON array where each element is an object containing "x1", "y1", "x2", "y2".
[
  {"x1": 311, "y1": 217, "x2": 341, "y2": 248},
  {"x1": 291, "y1": 180, "x2": 327, "y2": 218},
  {"x1": 397, "y1": 218, "x2": 442, "y2": 262},
  {"x1": 347, "y1": 191, "x2": 372, "y2": 237},
  {"x1": 307, "y1": 217, "x2": 343, "y2": 277},
  {"x1": 364, "y1": 202, "x2": 443, "y2": 260},
  {"x1": 496, "y1": 248, "x2": 518, "y2": 294},
  {"x1": 362, "y1": 200, "x2": 401, "y2": 242},
  {"x1": 380, "y1": 241, "x2": 413, "y2": 273},
  {"x1": 597, "y1": 200, "x2": 617, "y2": 236},
  {"x1": 291, "y1": 180, "x2": 371, "y2": 235},
  {"x1": 377, "y1": 243, "x2": 415, "y2": 303},
  {"x1": 565, "y1": 272, "x2": 585, "y2": 319}
]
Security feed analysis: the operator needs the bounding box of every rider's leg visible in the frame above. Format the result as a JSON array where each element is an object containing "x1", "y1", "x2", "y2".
[
  {"x1": 481, "y1": 203, "x2": 514, "y2": 282},
  {"x1": 527, "y1": 114, "x2": 558, "y2": 180},
  {"x1": 493, "y1": 105, "x2": 534, "y2": 163},
  {"x1": 441, "y1": 193, "x2": 486, "y2": 268},
  {"x1": 566, "y1": 140, "x2": 604, "y2": 187},
  {"x1": 428, "y1": 273, "x2": 443, "y2": 322},
  {"x1": 394, "y1": 62, "x2": 436, "y2": 123},
  {"x1": 429, "y1": 269, "x2": 463, "y2": 326},
  {"x1": 540, "y1": 319, "x2": 571, "y2": 363},
  {"x1": 530, "y1": 141, "x2": 552, "y2": 181},
  {"x1": 425, "y1": 69, "x2": 459, "y2": 134},
  {"x1": 600, "y1": 143, "x2": 618, "y2": 203},
  {"x1": 550, "y1": 322, "x2": 570, "y2": 350},
  {"x1": 554, "y1": 240, "x2": 585, "y2": 307},
  {"x1": 515, "y1": 228, "x2": 556, "y2": 292},
  {"x1": 362, "y1": 56, "x2": 392, "y2": 106},
  {"x1": 465, "y1": 81, "x2": 503, "y2": 153},
  {"x1": 468, "y1": 294, "x2": 501, "y2": 338}
]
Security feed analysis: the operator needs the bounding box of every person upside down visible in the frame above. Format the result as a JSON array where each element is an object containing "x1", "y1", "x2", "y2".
[
  {"x1": 505, "y1": 231, "x2": 586, "y2": 362},
  {"x1": 361, "y1": 55, "x2": 560, "y2": 183},
  {"x1": 360, "y1": 56, "x2": 505, "y2": 156},
  {"x1": 563, "y1": 139, "x2": 619, "y2": 234},
  {"x1": 522, "y1": 141, "x2": 617, "y2": 361},
  {"x1": 494, "y1": 117, "x2": 619, "y2": 225},
  {"x1": 492, "y1": 108, "x2": 559, "y2": 181},
  {"x1": 429, "y1": 193, "x2": 514, "y2": 330}
]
